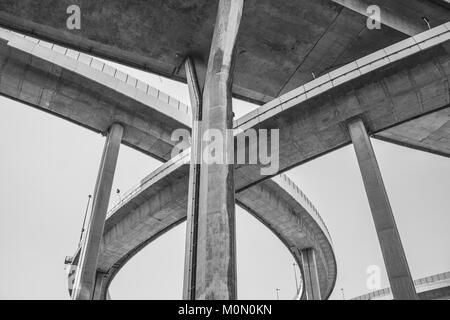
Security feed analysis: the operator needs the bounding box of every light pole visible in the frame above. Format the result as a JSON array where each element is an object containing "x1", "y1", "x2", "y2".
[
  {"x1": 116, "y1": 188, "x2": 121, "y2": 203},
  {"x1": 293, "y1": 263, "x2": 299, "y2": 292},
  {"x1": 276, "y1": 288, "x2": 280, "y2": 300},
  {"x1": 78, "y1": 194, "x2": 92, "y2": 245}
]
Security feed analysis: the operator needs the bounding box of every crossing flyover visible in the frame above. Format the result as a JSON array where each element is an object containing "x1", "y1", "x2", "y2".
[{"x1": 0, "y1": 0, "x2": 449, "y2": 299}]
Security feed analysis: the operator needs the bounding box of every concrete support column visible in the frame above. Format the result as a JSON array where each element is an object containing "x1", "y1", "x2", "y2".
[
  {"x1": 347, "y1": 118, "x2": 418, "y2": 300},
  {"x1": 92, "y1": 272, "x2": 108, "y2": 300},
  {"x1": 72, "y1": 123, "x2": 123, "y2": 300},
  {"x1": 183, "y1": 56, "x2": 203, "y2": 300},
  {"x1": 331, "y1": 0, "x2": 426, "y2": 36},
  {"x1": 189, "y1": 0, "x2": 243, "y2": 300},
  {"x1": 301, "y1": 248, "x2": 322, "y2": 300}
]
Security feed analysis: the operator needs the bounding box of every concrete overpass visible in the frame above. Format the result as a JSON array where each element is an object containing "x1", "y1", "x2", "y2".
[
  {"x1": 0, "y1": 27, "x2": 337, "y2": 299},
  {"x1": 2, "y1": 24, "x2": 449, "y2": 192},
  {"x1": 0, "y1": 0, "x2": 449, "y2": 300},
  {"x1": 352, "y1": 271, "x2": 450, "y2": 300},
  {"x1": 1, "y1": 19, "x2": 448, "y2": 300},
  {"x1": 92, "y1": 151, "x2": 336, "y2": 300},
  {"x1": 0, "y1": 0, "x2": 448, "y2": 104}
]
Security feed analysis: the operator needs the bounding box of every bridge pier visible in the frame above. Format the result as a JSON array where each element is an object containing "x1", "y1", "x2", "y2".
[
  {"x1": 347, "y1": 118, "x2": 418, "y2": 300},
  {"x1": 183, "y1": 56, "x2": 203, "y2": 300},
  {"x1": 92, "y1": 272, "x2": 109, "y2": 300},
  {"x1": 183, "y1": 0, "x2": 243, "y2": 300},
  {"x1": 301, "y1": 248, "x2": 322, "y2": 300},
  {"x1": 72, "y1": 123, "x2": 123, "y2": 300}
]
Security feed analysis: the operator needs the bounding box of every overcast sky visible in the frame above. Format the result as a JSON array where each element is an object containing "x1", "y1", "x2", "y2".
[{"x1": 0, "y1": 57, "x2": 449, "y2": 300}]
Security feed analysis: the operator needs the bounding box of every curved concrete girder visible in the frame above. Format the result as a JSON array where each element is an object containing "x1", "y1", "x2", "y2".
[
  {"x1": 0, "y1": 28, "x2": 190, "y2": 162},
  {"x1": 2, "y1": 25, "x2": 449, "y2": 182},
  {"x1": 95, "y1": 151, "x2": 336, "y2": 300},
  {"x1": 374, "y1": 107, "x2": 450, "y2": 158},
  {"x1": 233, "y1": 24, "x2": 450, "y2": 191},
  {"x1": 6, "y1": 23, "x2": 448, "y2": 195}
]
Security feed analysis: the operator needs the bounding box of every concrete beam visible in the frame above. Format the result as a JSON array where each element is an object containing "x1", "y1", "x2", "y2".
[
  {"x1": 193, "y1": 0, "x2": 243, "y2": 300},
  {"x1": 331, "y1": 0, "x2": 427, "y2": 36},
  {"x1": 347, "y1": 118, "x2": 418, "y2": 300},
  {"x1": 301, "y1": 248, "x2": 322, "y2": 300},
  {"x1": 72, "y1": 123, "x2": 123, "y2": 300}
]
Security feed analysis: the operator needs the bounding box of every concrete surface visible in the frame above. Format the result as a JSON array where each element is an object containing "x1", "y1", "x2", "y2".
[
  {"x1": 1, "y1": 24, "x2": 449, "y2": 191},
  {"x1": 1, "y1": 1, "x2": 448, "y2": 104},
  {"x1": 190, "y1": 0, "x2": 243, "y2": 300}
]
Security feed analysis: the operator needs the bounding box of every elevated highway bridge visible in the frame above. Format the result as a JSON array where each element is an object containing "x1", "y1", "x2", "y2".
[{"x1": 0, "y1": 0, "x2": 448, "y2": 300}]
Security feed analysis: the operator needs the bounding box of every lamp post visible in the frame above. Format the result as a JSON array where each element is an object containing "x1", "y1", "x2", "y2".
[
  {"x1": 116, "y1": 188, "x2": 121, "y2": 203},
  {"x1": 293, "y1": 263, "x2": 299, "y2": 292},
  {"x1": 78, "y1": 194, "x2": 92, "y2": 245}
]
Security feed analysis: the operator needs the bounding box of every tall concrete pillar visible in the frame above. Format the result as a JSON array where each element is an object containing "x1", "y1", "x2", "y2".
[
  {"x1": 347, "y1": 118, "x2": 418, "y2": 300},
  {"x1": 183, "y1": 56, "x2": 203, "y2": 300},
  {"x1": 331, "y1": 0, "x2": 426, "y2": 36},
  {"x1": 72, "y1": 123, "x2": 123, "y2": 300},
  {"x1": 301, "y1": 248, "x2": 322, "y2": 300},
  {"x1": 187, "y1": 0, "x2": 243, "y2": 300}
]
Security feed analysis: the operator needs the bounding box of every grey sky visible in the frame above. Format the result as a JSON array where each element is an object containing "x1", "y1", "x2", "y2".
[{"x1": 0, "y1": 59, "x2": 449, "y2": 300}]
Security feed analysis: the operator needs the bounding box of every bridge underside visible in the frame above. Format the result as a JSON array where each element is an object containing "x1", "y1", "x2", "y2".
[
  {"x1": 0, "y1": 0, "x2": 448, "y2": 104},
  {"x1": 374, "y1": 107, "x2": 450, "y2": 158}
]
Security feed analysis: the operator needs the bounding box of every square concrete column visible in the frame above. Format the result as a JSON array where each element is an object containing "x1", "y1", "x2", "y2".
[
  {"x1": 186, "y1": 0, "x2": 244, "y2": 300},
  {"x1": 92, "y1": 271, "x2": 109, "y2": 300},
  {"x1": 301, "y1": 248, "x2": 322, "y2": 300},
  {"x1": 347, "y1": 118, "x2": 417, "y2": 300},
  {"x1": 72, "y1": 123, "x2": 123, "y2": 300},
  {"x1": 183, "y1": 57, "x2": 203, "y2": 300}
]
